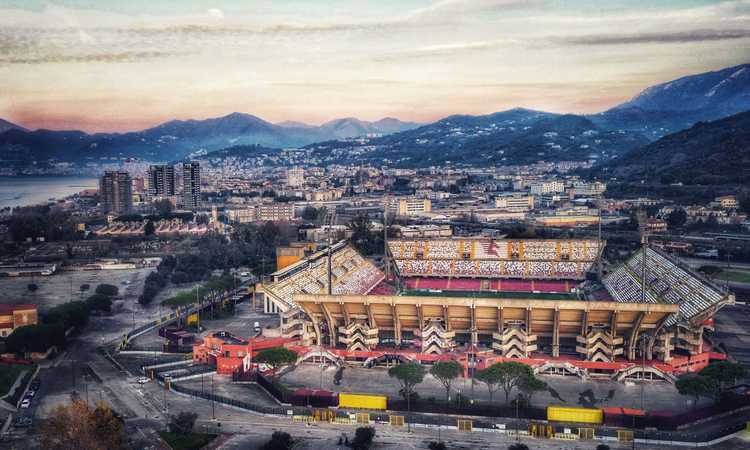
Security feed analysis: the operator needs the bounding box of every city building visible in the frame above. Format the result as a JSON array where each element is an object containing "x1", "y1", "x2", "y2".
[
  {"x1": 388, "y1": 198, "x2": 432, "y2": 217},
  {"x1": 148, "y1": 164, "x2": 176, "y2": 197},
  {"x1": 225, "y1": 207, "x2": 257, "y2": 223},
  {"x1": 257, "y1": 203, "x2": 295, "y2": 222},
  {"x1": 715, "y1": 195, "x2": 738, "y2": 209},
  {"x1": 287, "y1": 167, "x2": 305, "y2": 187},
  {"x1": 182, "y1": 162, "x2": 201, "y2": 210},
  {"x1": 99, "y1": 170, "x2": 133, "y2": 214},
  {"x1": 530, "y1": 181, "x2": 565, "y2": 195},
  {"x1": 0, "y1": 304, "x2": 38, "y2": 338},
  {"x1": 494, "y1": 194, "x2": 535, "y2": 211}
]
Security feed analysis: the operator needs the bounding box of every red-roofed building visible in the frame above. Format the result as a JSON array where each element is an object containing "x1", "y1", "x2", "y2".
[{"x1": 0, "y1": 304, "x2": 38, "y2": 338}]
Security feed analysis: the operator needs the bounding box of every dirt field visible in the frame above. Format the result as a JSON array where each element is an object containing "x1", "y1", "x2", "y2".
[{"x1": 0, "y1": 267, "x2": 153, "y2": 313}]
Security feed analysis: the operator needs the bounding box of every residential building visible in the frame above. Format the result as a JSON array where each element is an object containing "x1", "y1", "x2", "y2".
[
  {"x1": 257, "y1": 203, "x2": 295, "y2": 222},
  {"x1": 99, "y1": 170, "x2": 133, "y2": 214},
  {"x1": 287, "y1": 167, "x2": 305, "y2": 187},
  {"x1": 388, "y1": 198, "x2": 432, "y2": 217},
  {"x1": 715, "y1": 195, "x2": 738, "y2": 209},
  {"x1": 226, "y1": 208, "x2": 258, "y2": 223},
  {"x1": 494, "y1": 194, "x2": 535, "y2": 211},
  {"x1": 148, "y1": 164, "x2": 176, "y2": 197},
  {"x1": 530, "y1": 181, "x2": 565, "y2": 195},
  {"x1": 182, "y1": 162, "x2": 201, "y2": 210}
]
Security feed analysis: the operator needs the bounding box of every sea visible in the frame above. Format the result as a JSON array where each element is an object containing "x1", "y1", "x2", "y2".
[{"x1": 0, "y1": 176, "x2": 98, "y2": 209}]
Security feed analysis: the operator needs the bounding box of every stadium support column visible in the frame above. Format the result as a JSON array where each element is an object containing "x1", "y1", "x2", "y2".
[
  {"x1": 627, "y1": 312, "x2": 646, "y2": 361},
  {"x1": 320, "y1": 303, "x2": 337, "y2": 348},
  {"x1": 552, "y1": 308, "x2": 560, "y2": 358},
  {"x1": 443, "y1": 306, "x2": 451, "y2": 332},
  {"x1": 392, "y1": 304, "x2": 402, "y2": 346},
  {"x1": 365, "y1": 303, "x2": 377, "y2": 329},
  {"x1": 470, "y1": 304, "x2": 478, "y2": 350}
]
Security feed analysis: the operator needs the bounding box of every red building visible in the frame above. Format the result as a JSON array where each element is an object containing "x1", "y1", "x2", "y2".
[{"x1": 193, "y1": 331, "x2": 297, "y2": 375}]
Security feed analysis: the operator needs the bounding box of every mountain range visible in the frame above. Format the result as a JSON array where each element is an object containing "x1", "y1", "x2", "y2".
[
  {"x1": 1, "y1": 62, "x2": 748, "y2": 167},
  {"x1": 600, "y1": 110, "x2": 750, "y2": 185},
  {"x1": 0, "y1": 114, "x2": 420, "y2": 164}
]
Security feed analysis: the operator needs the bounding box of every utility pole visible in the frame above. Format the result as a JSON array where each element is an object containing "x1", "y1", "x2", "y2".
[{"x1": 637, "y1": 209, "x2": 649, "y2": 304}]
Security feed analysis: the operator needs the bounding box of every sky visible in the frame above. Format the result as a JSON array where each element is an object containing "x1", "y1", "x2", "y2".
[{"x1": 1, "y1": 0, "x2": 749, "y2": 132}]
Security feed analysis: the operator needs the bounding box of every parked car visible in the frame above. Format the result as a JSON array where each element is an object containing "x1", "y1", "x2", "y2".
[
  {"x1": 20, "y1": 399, "x2": 31, "y2": 408},
  {"x1": 24, "y1": 390, "x2": 35, "y2": 398},
  {"x1": 137, "y1": 377, "x2": 150, "y2": 384}
]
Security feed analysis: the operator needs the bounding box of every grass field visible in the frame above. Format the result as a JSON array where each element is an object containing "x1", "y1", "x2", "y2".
[
  {"x1": 158, "y1": 432, "x2": 216, "y2": 450},
  {"x1": 713, "y1": 269, "x2": 750, "y2": 283},
  {"x1": 404, "y1": 289, "x2": 576, "y2": 300},
  {"x1": 0, "y1": 363, "x2": 28, "y2": 397}
]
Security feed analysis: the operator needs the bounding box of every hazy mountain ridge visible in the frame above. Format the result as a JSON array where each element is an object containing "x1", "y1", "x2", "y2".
[
  {"x1": 1, "y1": 63, "x2": 749, "y2": 166},
  {"x1": 0, "y1": 113, "x2": 420, "y2": 163}
]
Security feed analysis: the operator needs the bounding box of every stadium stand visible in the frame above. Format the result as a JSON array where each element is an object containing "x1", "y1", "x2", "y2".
[
  {"x1": 602, "y1": 247, "x2": 729, "y2": 327},
  {"x1": 389, "y1": 238, "x2": 601, "y2": 280},
  {"x1": 260, "y1": 241, "x2": 384, "y2": 312}
]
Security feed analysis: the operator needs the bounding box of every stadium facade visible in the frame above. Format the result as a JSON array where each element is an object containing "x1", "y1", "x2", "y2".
[{"x1": 253, "y1": 238, "x2": 733, "y2": 381}]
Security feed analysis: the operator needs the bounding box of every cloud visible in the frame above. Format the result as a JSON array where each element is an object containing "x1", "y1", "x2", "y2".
[
  {"x1": 561, "y1": 29, "x2": 750, "y2": 46},
  {"x1": 0, "y1": 50, "x2": 173, "y2": 65},
  {"x1": 207, "y1": 8, "x2": 224, "y2": 20}
]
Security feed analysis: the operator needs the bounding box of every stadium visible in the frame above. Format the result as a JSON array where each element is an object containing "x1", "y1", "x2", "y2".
[{"x1": 254, "y1": 237, "x2": 733, "y2": 382}]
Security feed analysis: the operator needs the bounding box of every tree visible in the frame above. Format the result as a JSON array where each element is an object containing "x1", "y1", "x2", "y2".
[
  {"x1": 596, "y1": 445, "x2": 611, "y2": 450},
  {"x1": 666, "y1": 208, "x2": 687, "y2": 229},
  {"x1": 95, "y1": 284, "x2": 119, "y2": 297},
  {"x1": 39, "y1": 400, "x2": 123, "y2": 450},
  {"x1": 351, "y1": 426, "x2": 376, "y2": 450},
  {"x1": 430, "y1": 360, "x2": 463, "y2": 402},
  {"x1": 5, "y1": 323, "x2": 65, "y2": 355},
  {"x1": 508, "y1": 444, "x2": 529, "y2": 450},
  {"x1": 349, "y1": 214, "x2": 382, "y2": 256},
  {"x1": 675, "y1": 374, "x2": 717, "y2": 409},
  {"x1": 518, "y1": 373, "x2": 547, "y2": 407},
  {"x1": 255, "y1": 347, "x2": 298, "y2": 378},
  {"x1": 27, "y1": 283, "x2": 38, "y2": 293},
  {"x1": 153, "y1": 198, "x2": 174, "y2": 217},
  {"x1": 262, "y1": 431, "x2": 293, "y2": 450},
  {"x1": 476, "y1": 362, "x2": 532, "y2": 404},
  {"x1": 475, "y1": 365, "x2": 502, "y2": 402},
  {"x1": 86, "y1": 294, "x2": 113, "y2": 313},
  {"x1": 80, "y1": 284, "x2": 90, "y2": 295},
  {"x1": 428, "y1": 442, "x2": 447, "y2": 450},
  {"x1": 301, "y1": 206, "x2": 319, "y2": 221},
  {"x1": 168, "y1": 411, "x2": 197, "y2": 435},
  {"x1": 144, "y1": 220, "x2": 156, "y2": 236},
  {"x1": 388, "y1": 362, "x2": 426, "y2": 413},
  {"x1": 699, "y1": 361, "x2": 746, "y2": 389}
]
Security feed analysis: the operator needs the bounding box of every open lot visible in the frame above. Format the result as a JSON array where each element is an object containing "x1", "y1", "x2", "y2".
[
  {"x1": 0, "y1": 267, "x2": 153, "y2": 313},
  {"x1": 714, "y1": 303, "x2": 750, "y2": 371},
  {"x1": 282, "y1": 364, "x2": 698, "y2": 412}
]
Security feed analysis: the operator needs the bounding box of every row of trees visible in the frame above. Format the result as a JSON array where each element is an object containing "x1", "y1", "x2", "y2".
[
  {"x1": 675, "y1": 361, "x2": 746, "y2": 408},
  {"x1": 388, "y1": 361, "x2": 548, "y2": 412},
  {"x1": 7, "y1": 283, "x2": 118, "y2": 355}
]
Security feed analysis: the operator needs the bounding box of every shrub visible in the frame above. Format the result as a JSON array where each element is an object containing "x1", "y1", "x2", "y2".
[
  {"x1": 95, "y1": 284, "x2": 119, "y2": 297},
  {"x1": 168, "y1": 411, "x2": 197, "y2": 435},
  {"x1": 261, "y1": 431, "x2": 293, "y2": 450}
]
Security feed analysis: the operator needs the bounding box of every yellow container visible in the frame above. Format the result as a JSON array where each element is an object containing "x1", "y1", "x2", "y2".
[
  {"x1": 547, "y1": 406, "x2": 603, "y2": 424},
  {"x1": 338, "y1": 393, "x2": 387, "y2": 410}
]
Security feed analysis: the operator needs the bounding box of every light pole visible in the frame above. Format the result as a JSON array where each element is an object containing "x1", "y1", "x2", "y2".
[{"x1": 211, "y1": 374, "x2": 215, "y2": 420}]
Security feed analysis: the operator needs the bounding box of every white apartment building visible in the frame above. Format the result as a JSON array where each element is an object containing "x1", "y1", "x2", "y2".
[
  {"x1": 494, "y1": 194, "x2": 535, "y2": 211},
  {"x1": 530, "y1": 181, "x2": 565, "y2": 195}
]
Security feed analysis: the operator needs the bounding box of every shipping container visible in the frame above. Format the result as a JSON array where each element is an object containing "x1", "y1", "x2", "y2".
[
  {"x1": 338, "y1": 393, "x2": 387, "y2": 410},
  {"x1": 547, "y1": 406, "x2": 603, "y2": 424},
  {"x1": 289, "y1": 389, "x2": 337, "y2": 408}
]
